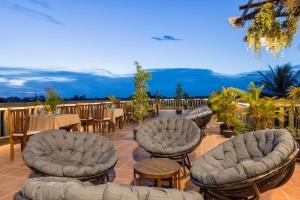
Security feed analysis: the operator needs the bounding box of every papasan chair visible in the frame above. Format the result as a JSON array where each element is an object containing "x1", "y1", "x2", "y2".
[
  {"x1": 185, "y1": 106, "x2": 212, "y2": 136},
  {"x1": 190, "y1": 129, "x2": 298, "y2": 200},
  {"x1": 136, "y1": 117, "x2": 202, "y2": 177},
  {"x1": 23, "y1": 130, "x2": 118, "y2": 182}
]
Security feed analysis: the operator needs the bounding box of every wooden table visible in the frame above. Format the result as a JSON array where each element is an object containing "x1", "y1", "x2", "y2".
[
  {"x1": 29, "y1": 114, "x2": 81, "y2": 131},
  {"x1": 133, "y1": 158, "x2": 181, "y2": 189},
  {"x1": 105, "y1": 108, "x2": 124, "y2": 129}
]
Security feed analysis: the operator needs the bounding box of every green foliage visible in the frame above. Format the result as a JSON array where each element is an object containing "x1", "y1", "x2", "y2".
[
  {"x1": 209, "y1": 87, "x2": 243, "y2": 129},
  {"x1": 107, "y1": 94, "x2": 120, "y2": 105},
  {"x1": 287, "y1": 86, "x2": 300, "y2": 137},
  {"x1": 246, "y1": 3, "x2": 299, "y2": 56},
  {"x1": 258, "y1": 63, "x2": 300, "y2": 97},
  {"x1": 209, "y1": 82, "x2": 286, "y2": 133},
  {"x1": 132, "y1": 61, "x2": 151, "y2": 125},
  {"x1": 44, "y1": 88, "x2": 63, "y2": 114},
  {"x1": 153, "y1": 91, "x2": 161, "y2": 104},
  {"x1": 175, "y1": 83, "x2": 182, "y2": 108},
  {"x1": 183, "y1": 92, "x2": 189, "y2": 99},
  {"x1": 241, "y1": 82, "x2": 283, "y2": 130},
  {"x1": 232, "y1": 118, "x2": 250, "y2": 134}
]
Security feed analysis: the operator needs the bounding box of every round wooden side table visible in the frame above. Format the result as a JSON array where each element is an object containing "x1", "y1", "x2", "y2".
[{"x1": 133, "y1": 158, "x2": 181, "y2": 189}]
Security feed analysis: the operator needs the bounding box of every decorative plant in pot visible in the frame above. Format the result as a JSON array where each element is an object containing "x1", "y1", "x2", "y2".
[
  {"x1": 287, "y1": 86, "x2": 300, "y2": 161},
  {"x1": 175, "y1": 83, "x2": 183, "y2": 114},
  {"x1": 107, "y1": 94, "x2": 120, "y2": 108},
  {"x1": 241, "y1": 82, "x2": 283, "y2": 130},
  {"x1": 209, "y1": 87, "x2": 243, "y2": 138},
  {"x1": 132, "y1": 61, "x2": 151, "y2": 139},
  {"x1": 44, "y1": 88, "x2": 63, "y2": 114}
]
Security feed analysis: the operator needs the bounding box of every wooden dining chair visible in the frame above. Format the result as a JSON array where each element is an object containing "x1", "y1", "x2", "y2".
[
  {"x1": 124, "y1": 103, "x2": 134, "y2": 123},
  {"x1": 60, "y1": 105, "x2": 77, "y2": 114},
  {"x1": 8, "y1": 108, "x2": 39, "y2": 160},
  {"x1": 91, "y1": 104, "x2": 113, "y2": 134},
  {"x1": 59, "y1": 105, "x2": 79, "y2": 131},
  {"x1": 76, "y1": 104, "x2": 93, "y2": 132},
  {"x1": 114, "y1": 102, "x2": 124, "y2": 129}
]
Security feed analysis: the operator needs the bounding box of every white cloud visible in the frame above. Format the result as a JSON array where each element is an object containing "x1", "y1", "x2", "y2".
[{"x1": 0, "y1": 76, "x2": 75, "y2": 87}]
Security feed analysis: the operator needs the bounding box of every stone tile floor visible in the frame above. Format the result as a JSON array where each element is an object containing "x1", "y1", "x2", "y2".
[{"x1": 0, "y1": 111, "x2": 299, "y2": 199}]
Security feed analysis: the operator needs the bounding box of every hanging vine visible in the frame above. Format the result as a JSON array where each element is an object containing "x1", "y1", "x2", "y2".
[{"x1": 245, "y1": 2, "x2": 299, "y2": 56}]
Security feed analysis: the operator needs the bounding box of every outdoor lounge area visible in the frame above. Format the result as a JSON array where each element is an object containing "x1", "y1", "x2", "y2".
[
  {"x1": 1, "y1": 0, "x2": 300, "y2": 199},
  {"x1": 0, "y1": 109, "x2": 299, "y2": 200}
]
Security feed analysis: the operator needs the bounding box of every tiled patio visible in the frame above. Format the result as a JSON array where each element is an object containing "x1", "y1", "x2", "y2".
[{"x1": 0, "y1": 112, "x2": 299, "y2": 200}]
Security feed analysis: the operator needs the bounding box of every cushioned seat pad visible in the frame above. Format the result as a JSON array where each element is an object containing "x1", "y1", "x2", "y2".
[
  {"x1": 190, "y1": 129, "x2": 295, "y2": 185},
  {"x1": 187, "y1": 106, "x2": 211, "y2": 116},
  {"x1": 136, "y1": 117, "x2": 201, "y2": 155},
  {"x1": 16, "y1": 177, "x2": 203, "y2": 200},
  {"x1": 23, "y1": 130, "x2": 118, "y2": 178}
]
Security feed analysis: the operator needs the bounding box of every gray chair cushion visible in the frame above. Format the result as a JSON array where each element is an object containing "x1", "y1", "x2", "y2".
[
  {"x1": 190, "y1": 129, "x2": 296, "y2": 185},
  {"x1": 16, "y1": 177, "x2": 203, "y2": 200},
  {"x1": 136, "y1": 117, "x2": 201, "y2": 155},
  {"x1": 23, "y1": 130, "x2": 118, "y2": 178},
  {"x1": 187, "y1": 106, "x2": 211, "y2": 116},
  {"x1": 185, "y1": 111, "x2": 212, "y2": 129}
]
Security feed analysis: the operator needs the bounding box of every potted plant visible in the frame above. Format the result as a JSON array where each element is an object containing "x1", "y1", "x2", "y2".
[
  {"x1": 107, "y1": 94, "x2": 120, "y2": 108},
  {"x1": 209, "y1": 88, "x2": 241, "y2": 137},
  {"x1": 132, "y1": 61, "x2": 151, "y2": 139},
  {"x1": 287, "y1": 86, "x2": 300, "y2": 161},
  {"x1": 44, "y1": 88, "x2": 63, "y2": 114},
  {"x1": 175, "y1": 83, "x2": 183, "y2": 114},
  {"x1": 241, "y1": 82, "x2": 283, "y2": 130}
]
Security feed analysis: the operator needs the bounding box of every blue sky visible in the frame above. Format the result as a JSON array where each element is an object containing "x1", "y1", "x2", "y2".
[{"x1": 0, "y1": 0, "x2": 299, "y2": 75}]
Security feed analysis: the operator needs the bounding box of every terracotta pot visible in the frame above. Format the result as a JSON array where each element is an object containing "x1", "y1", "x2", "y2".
[
  {"x1": 220, "y1": 123, "x2": 235, "y2": 138},
  {"x1": 222, "y1": 130, "x2": 235, "y2": 138},
  {"x1": 133, "y1": 127, "x2": 139, "y2": 140},
  {"x1": 176, "y1": 109, "x2": 182, "y2": 115}
]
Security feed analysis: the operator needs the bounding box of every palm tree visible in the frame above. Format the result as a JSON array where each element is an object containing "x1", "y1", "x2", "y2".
[{"x1": 258, "y1": 63, "x2": 300, "y2": 97}]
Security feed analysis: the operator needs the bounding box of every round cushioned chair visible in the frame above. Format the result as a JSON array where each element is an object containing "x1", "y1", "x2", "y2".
[
  {"x1": 15, "y1": 177, "x2": 203, "y2": 200},
  {"x1": 23, "y1": 130, "x2": 118, "y2": 182},
  {"x1": 185, "y1": 106, "x2": 212, "y2": 135},
  {"x1": 190, "y1": 129, "x2": 298, "y2": 200},
  {"x1": 136, "y1": 117, "x2": 202, "y2": 176}
]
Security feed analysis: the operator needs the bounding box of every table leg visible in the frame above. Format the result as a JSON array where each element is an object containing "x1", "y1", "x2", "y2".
[
  {"x1": 177, "y1": 172, "x2": 181, "y2": 190},
  {"x1": 157, "y1": 178, "x2": 162, "y2": 187},
  {"x1": 169, "y1": 178, "x2": 173, "y2": 188},
  {"x1": 139, "y1": 176, "x2": 143, "y2": 186},
  {"x1": 133, "y1": 172, "x2": 137, "y2": 186}
]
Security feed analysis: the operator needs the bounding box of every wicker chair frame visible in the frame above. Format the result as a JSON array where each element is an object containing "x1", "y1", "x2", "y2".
[
  {"x1": 191, "y1": 144, "x2": 299, "y2": 200},
  {"x1": 188, "y1": 113, "x2": 212, "y2": 137},
  {"x1": 29, "y1": 161, "x2": 117, "y2": 184}
]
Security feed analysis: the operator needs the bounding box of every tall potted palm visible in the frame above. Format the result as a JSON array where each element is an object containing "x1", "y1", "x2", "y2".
[
  {"x1": 132, "y1": 61, "x2": 151, "y2": 126},
  {"x1": 175, "y1": 83, "x2": 183, "y2": 114}
]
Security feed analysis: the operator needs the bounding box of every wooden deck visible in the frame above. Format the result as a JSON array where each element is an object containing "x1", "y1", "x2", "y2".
[{"x1": 0, "y1": 111, "x2": 299, "y2": 200}]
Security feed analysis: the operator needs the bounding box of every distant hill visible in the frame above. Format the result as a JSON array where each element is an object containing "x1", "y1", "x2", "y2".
[{"x1": 0, "y1": 66, "x2": 297, "y2": 98}]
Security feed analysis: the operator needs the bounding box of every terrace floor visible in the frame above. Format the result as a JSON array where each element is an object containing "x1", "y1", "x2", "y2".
[{"x1": 0, "y1": 110, "x2": 299, "y2": 200}]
